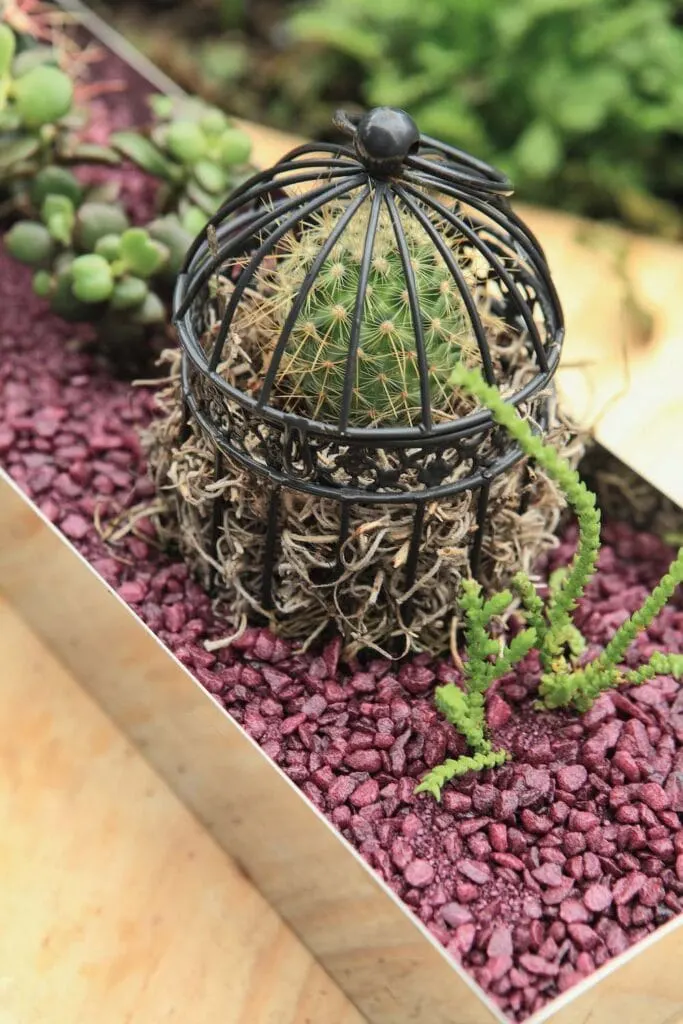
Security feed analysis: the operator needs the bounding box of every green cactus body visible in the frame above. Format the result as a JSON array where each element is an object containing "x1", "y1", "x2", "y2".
[{"x1": 258, "y1": 198, "x2": 483, "y2": 427}]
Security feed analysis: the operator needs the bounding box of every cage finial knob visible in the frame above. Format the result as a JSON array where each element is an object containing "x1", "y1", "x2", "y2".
[{"x1": 334, "y1": 106, "x2": 419, "y2": 176}]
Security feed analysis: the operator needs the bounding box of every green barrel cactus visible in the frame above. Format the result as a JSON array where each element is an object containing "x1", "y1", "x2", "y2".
[{"x1": 257, "y1": 199, "x2": 483, "y2": 427}]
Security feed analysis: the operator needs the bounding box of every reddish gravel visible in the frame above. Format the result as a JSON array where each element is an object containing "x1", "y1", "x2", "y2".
[
  {"x1": 1, "y1": 65, "x2": 682, "y2": 1020},
  {"x1": 2, "y1": 240, "x2": 682, "y2": 1021}
]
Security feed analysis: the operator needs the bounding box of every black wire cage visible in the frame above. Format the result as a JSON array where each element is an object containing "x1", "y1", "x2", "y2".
[{"x1": 166, "y1": 107, "x2": 568, "y2": 653}]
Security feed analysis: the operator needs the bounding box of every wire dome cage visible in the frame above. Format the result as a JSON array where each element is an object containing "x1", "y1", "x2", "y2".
[{"x1": 162, "y1": 107, "x2": 570, "y2": 655}]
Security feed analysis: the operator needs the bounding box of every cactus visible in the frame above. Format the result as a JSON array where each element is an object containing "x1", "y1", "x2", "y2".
[{"x1": 256, "y1": 199, "x2": 484, "y2": 427}]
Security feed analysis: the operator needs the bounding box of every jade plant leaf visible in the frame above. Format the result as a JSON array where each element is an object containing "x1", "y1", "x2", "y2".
[
  {"x1": 71, "y1": 254, "x2": 115, "y2": 303},
  {"x1": 110, "y1": 131, "x2": 182, "y2": 183},
  {"x1": 0, "y1": 137, "x2": 40, "y2": 169},
  {"x1": 12, "y1": 65, "x2": 73, "y2": 128},
  {"x1": 41, "y1": 194, "x2": 76, "y2": 246},
  {"x1": 110, "y1": 276, "x2": 149, "y2": 311},
  {"x1": 193, "y1": 159, "x2": 226, "y2": 195},
  {"x1": 119, "y1": 228, "x2": 169, "y2": 278},
  {"x1": 218, "y1": 128, "x2": 252, "y2": 167},
  {"x1": 75, "y1": 203, "x2": 130, "y2": 251},
  {"x1": 94, "y1": 234, "x2": 123, "y2": 263},
  {"x1": 58, "y1": 142, "x2": 121, "y2": 165},
  {"x1": 31, "y1": 167, "x2": 83, "y2": 207},
  {"x1": 164, "y1": 120, "x2": 208, "y2": 165},
  {"x1": 5, "y1": 221, "x2": 53, "y2": 265}
]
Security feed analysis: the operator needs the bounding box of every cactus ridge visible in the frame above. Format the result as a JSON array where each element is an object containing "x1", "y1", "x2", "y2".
[{"x1": 255, "y1": 196, "x2": 486, "y2": 427}]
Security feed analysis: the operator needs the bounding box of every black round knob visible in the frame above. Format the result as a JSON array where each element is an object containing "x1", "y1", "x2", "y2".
[{"x1": 353, "y1": 107, "x2": 419, "y2": 175}]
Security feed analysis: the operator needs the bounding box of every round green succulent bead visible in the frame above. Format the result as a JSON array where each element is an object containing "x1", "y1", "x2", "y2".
[
  {"x1": 181, "y1": 205, "x2": 208, "y2": 237},
  {"x1": 75, "y1": 203, "x2": 130, "y2": 251},
  {"x1": 110, "y1": 276, "x2": 148, "y2": 311},
  {"x1": 32, "y1": 167, "x2": 83, "y2": 208},
  {"x1": 13, "y1": 65, "x2": 73, "y2": 128},
  {"x1": 119, "y1": 227, "x2": 168, "y2": 278},
  {"x1": 5, "y1": 221, "x2": 53, "y2": 265},
  {"x1": 194, "y1": 159, "x2": 226, "y2": 195},
  {"x1": 200, "y1": 108, "x2": 230, "y2": 136},
  {"x1": 165, "y1": 120, "x2": 207, "y2": 165},
  {"x1": 32, "y1": 270, "x2": 53, "y2": 298},
  {"x1": 148, "y1": 216, "x2": 193, "y2": 276},
  {"x1": 218, "y1": 128, "x2": 252, "y2": 167},
  {"x1": 94, "y1": 233, "x2": 123, "y2": 262},
  {"x1": 71, "y1": 254, "x2": 114, "y2": 303}
]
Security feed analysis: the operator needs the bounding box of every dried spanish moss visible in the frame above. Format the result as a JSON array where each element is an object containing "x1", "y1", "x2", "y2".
[{"x1": 145, "y1": 347, "x2": 582, "y2": 657}]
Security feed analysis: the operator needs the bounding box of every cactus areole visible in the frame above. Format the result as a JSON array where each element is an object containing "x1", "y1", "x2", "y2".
[{"x1": 161, "y1": 108, "x2": 570, "y2": 651}]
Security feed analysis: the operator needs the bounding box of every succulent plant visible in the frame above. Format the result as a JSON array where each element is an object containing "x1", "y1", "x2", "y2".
[
  {"x1": 0, "y1": 22, "x2": 119, "y2": 207},
  {"x1": 111, "y1": 94, "x2": 253, "y2": 244},
  {"x1": 1, "y1": 22, "x2": 256, "y2": 364},
  {"x1": 6, "y1": 191, "x2": 169, "y2": 333},
  {"x1": 256, "y1": 200, "x2": 482, "y2": 427}
]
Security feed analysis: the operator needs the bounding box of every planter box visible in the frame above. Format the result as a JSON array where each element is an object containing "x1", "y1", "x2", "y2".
[
  {"x1": 2, "y1": 5, "x2": 682, "y2": 1023},
  {"x1": 2, "y1": 473, "x2": 682, "y2": 1024}
]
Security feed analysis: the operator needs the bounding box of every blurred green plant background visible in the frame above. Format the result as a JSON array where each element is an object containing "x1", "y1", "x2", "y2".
[{"x1": 95, "y1": 0, "x2": 683, "y2": 238}]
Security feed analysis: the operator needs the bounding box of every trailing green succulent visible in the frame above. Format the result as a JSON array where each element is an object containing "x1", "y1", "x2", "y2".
[
  {"x1": 6, "y1": 195, "x2": 168, "y2": 338},
  {"x1": 414, "y1": 580, "x2": 536, "y2": 800},
  {"x1": 111, "y1": 94, "x2": 253, "y2": 241},
  {"x1": 0, "y1": 21, "x2": 118, "y2": 208},
  {"x1": 257, "y1": 200, "x2": 485, "y2": 427},
  {"x1": 418, "y1": 364, "x2": 683, "y2": 799}
]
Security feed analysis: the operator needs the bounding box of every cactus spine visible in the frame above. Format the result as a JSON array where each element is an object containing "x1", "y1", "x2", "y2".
[{"x1": 256, "y1": 198, "x2": 484, "y2": 427}]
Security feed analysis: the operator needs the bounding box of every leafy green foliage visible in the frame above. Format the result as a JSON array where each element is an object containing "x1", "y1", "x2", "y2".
[
  {"x1": 415, "y1": 578, "x2": 533, "y2": 799},
  {"x1": 1, "y1": 18, "x2": 256, "y2": 357},
  {"x1": 287, "y1": 0, "x2": 683, "y2": 237},
  {"x1": 7, "y1": 183, "x2": 169, "y2": 339},
  {"x1": 418, "y1": 364, "x2": 683, "y2": 798}
]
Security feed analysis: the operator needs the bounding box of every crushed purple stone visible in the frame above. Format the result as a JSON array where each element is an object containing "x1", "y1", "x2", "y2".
[{"x1": 1, "y1": 79, "x2": 683, "y2": 1024}]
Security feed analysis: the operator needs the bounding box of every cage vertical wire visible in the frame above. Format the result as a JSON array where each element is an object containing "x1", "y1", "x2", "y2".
[{"x1": 168, "y1": 107, "x2": 567, "y2": 650}]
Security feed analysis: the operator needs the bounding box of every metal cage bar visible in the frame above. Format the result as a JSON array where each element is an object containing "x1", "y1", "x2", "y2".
[{"x1": 172, "y1": 107, "x2": 566, "y2": 617}]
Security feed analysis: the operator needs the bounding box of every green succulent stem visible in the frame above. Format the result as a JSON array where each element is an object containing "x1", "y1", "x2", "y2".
[
  {"x1": 593, "y1": 547, "x2": 683, "y2": 672},
  {"x1": 418, "y1": 365, "x2": 683, "y2": 798}
]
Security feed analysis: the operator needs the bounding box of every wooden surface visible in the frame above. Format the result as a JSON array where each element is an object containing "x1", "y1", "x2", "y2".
[{"x1": 0, "y1": 593, "x2": 366, "y2": 1024}]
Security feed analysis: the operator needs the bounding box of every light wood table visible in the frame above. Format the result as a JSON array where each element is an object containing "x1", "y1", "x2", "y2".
[{"x1": 0, "y1": 595, "x2": 365, "y2": 1024}]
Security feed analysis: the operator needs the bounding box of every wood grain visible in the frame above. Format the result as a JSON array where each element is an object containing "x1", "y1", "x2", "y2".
[{"x1": 0, "y1": 594, "x2": 366, "y2": 1024}]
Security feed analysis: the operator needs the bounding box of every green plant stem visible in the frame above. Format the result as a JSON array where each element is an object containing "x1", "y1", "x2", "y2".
[
  {"x1": 592, "y1": 547, "x2": 683, "y2": 671},
  {"x1": 415, "y1": 746, "x2": 509, "y2": 800},
  {"x1": 451, "y1": 364, "x2": 601, "y2": 660}
]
